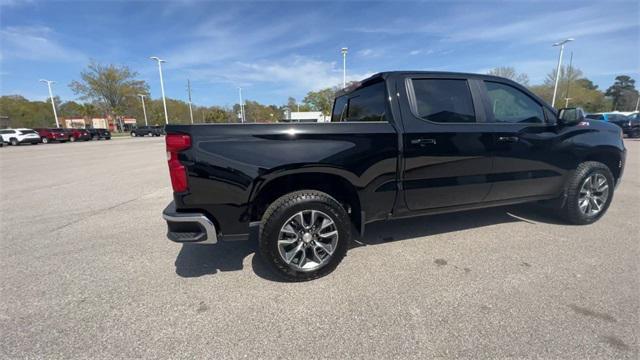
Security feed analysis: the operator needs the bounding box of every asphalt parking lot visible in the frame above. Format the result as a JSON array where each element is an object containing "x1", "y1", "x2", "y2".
[{"x1": 1, "y1": 137, "x2": 638, "y2": 359}]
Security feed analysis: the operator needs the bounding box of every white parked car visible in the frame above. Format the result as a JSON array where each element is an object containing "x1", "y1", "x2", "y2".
[{"x1": 0, "y1": 128, "x2": 41, "y2": 146}]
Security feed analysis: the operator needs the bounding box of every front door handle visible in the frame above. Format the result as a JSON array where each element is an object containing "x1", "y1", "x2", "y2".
[
  {"x1": 411, "y1": 138, "x2": 436, "y2": 146},
  {"x1": 497, "y1": 136, "x2": 519, "y2": 143}
]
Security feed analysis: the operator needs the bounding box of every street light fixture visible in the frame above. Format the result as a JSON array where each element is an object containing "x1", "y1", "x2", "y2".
[
  {"x1": 138, "y1": 94, "x2": 148, "y2": 126},
  {"x1": 341, "y1": 47, "x2": 348, "y2": 88},
  {"x1": 39, "y1": 79, "x2": 60, "y2": 128},
  {"x1": 551, "y1": 38, "x2": 574, "y2": 108},
  {"x1": 150, "y1": 56, "x2": 169, "y2": 124}
]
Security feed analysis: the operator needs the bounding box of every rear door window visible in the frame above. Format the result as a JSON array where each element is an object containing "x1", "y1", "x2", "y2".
[{"x1": 411, "y1": 79, "x2": 476, "y2": 123}]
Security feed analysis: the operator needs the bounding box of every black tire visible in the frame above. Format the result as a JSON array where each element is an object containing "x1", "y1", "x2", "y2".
[
  {"x1": 630, "y1": 130, "x2": 640, "y2": 139},
  {"x1": 10, "y1": 138, "x2": 18, "y2": 146},
  {"x1": 42, "y1": 138, "x2": 49, "y2": 144},
  {"x1": 559, "y1": 161, "x2": 615, "y2": 225},
  {"x1": 131, "y1": 132, "x2": 136, "y2": 137},
  {"x1": 259, "y1": 190, "x2": 351, "y2": 281},
  {"x1": 148, "y1": 132, "x2": 152, "y2": 137},
  {"x1": 69, "y1": 136, "x2": 76, "y2": 142}
]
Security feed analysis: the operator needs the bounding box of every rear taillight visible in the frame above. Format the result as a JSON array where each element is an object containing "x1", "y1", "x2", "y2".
[{"x1": 166, "y1": 133, "x2": 191, "y2": 192}]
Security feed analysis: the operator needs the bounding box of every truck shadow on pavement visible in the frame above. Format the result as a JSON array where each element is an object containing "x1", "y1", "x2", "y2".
[{"x1": 174, "y1": 204, "x2": 563, "y2": 281}]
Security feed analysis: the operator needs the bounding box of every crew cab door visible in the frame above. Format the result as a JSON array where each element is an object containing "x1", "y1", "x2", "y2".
[
  {"x1": 478, "y1": 80, "x2": 566, "y2": 201},
  {"x1": 398, "y1": 75, "x2": 494, "y2": 211}
]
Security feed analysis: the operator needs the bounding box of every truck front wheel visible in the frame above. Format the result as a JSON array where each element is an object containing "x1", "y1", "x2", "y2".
[
  {"x1": 559, "y1": 161, "x2": 614, "y2": 225},
  {"x1": 259, "y1": 190, "x2": 351, "y2": 281}
]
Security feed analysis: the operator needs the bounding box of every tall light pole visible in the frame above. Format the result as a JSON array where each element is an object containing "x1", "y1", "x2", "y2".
[
  {"x1": 564, "y1": 51, "x2": 574, "y2": 108},
  {"x1": 39, "y1": 79, "x2": 60, "y2": 128},
  {"x1": 341, "y1": 47, "x2": 348, "y2": 88},
  {"x1": 551, "y1": 38, "x2": 574, "y2": 108},
  {"x1": 150, "y1": 56, "x2": 169, "y2": 124},
  {"x1": 187, "y1": 79, "x2": 194, "y2": 124},
  {"x1": 138, "y1": 94, "x2": 148, "y2": 126},
  {"x1": 238, "y1": 87, "x2": 245, "y2": 123}
]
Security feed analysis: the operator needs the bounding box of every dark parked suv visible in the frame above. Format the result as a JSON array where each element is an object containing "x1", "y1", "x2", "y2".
[
  {"x1": 611, "y1": 112, "x2": 639, "y2": 138},
  {"x1": 86, "y1": 128, "x2": 111, "y2": 140},
  {"x1": 162, "y1": 71, "x2": 626, "y2": 281},
  {"x1": 131, "y1": 126, "x2": 164, "y2": 137}
]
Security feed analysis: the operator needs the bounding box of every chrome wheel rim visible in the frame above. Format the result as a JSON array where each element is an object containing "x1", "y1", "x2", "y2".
[
  {"x1": 277, "y1": 210, "x2": 338, "y2": 272},
  {"x1": 578, "y1": 173, "x2": 609, "y2": 216}
]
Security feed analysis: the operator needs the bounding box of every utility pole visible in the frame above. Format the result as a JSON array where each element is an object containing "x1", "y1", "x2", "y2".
[
  {"x1": 150, "y1": 56, "x2": 169, "y2": 124},
  {"x1": 341, "y1": 47, "x2": 348, "y2": 88},
  {"x1": 138, "y1": 94, "x2": 148, "y2": 126},
  {"x1": 39, "y1": 79, "x2": 60, "y2": 127},
  {"x1": 564, "y1": 51, "x2": 573, "y2": 108},
  {"x1": 551, "y1": 38, "x2": 574, "y2": 108},
  {"x1": 187, "y1": 79, "x2": 194, "y2": 124},
  {"x1": 238, "y1": 87, "x2": 245, "y2": 123}
]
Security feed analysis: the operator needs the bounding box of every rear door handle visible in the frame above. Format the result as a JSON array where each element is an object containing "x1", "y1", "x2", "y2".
[
  {"x1": 497, "y1": 136, "x2": 519, "y2": 143},
  {"x1": 410, "y1": 138, "x2": 436, "y2": 146}
]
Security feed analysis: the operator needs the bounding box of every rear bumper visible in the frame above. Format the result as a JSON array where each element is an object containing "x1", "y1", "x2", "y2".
[{"x1": 162, "y1": 201, "x2": 218, "y2": 244}]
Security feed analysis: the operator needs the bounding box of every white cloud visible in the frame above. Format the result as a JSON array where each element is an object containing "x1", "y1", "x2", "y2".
[
  {"x1": 409, "y1": 49, "x2": 435, "y2": 56},
  {"x1": 186, "y1": 56, "x2": 373, "y2": 93},
  {"x1": 0, "y1": 0, "x2": 33, "y2": 7},
  {"x1": 353, "y1": 5, "x2": 638, "y2": 45},
  {"x1": 164, "y1": 12, "x2": 326, "y2": 69},
  {"x1": 357, "y1": 48, "x2": 384, "y2": 58},
  {"x1": 0, "y1": 26, "x2": 85, "y2": 62}
]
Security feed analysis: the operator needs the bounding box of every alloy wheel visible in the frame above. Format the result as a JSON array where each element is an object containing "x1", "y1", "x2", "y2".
[
  {"x1": 277, "y1": 209, "x2": 339, "y2": 272},
  {"x1": 578, "y1": 172, "x2": 609, "y2": 216}
]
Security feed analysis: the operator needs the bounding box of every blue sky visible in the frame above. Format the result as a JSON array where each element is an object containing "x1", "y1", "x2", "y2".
[{"x1": 1, "y1": 0, "x2": 638, "y2": 108}]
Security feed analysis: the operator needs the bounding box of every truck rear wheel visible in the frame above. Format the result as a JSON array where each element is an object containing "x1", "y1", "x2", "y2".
[
  {"x1": 259, "y1": 190, "x2": 351, "y2": 281},
  {"x1": 559, "y1": 161, "x2": 614, "y2": 225}
]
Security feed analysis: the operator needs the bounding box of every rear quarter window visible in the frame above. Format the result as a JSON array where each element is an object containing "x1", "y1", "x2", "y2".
[{"x1": 332, "y1": 80, "x2": 387, "y2": 122}]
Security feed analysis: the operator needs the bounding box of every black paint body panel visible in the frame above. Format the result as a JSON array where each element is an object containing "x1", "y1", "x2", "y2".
[{"x1": 166, "y1": 72, "x2": 626, "y2": 237}]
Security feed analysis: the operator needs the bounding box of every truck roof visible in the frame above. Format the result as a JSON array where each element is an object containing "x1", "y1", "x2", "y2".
[{"x1": 336, "y1": 71, "x2": 518, "y2": 97}]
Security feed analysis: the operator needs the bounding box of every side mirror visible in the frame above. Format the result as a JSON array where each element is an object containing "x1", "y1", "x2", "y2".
[{"x1": 558, "y1": 107, "x2": 586, "y2": 125}]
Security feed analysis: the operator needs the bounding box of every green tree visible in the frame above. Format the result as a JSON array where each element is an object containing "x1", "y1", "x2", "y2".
[
  {"x1": 605, "y1": 75, "x2": 638, "y2": 111},
  {"x1": 0, "y1": 95, "x2": 54, "y2": 128},
  {"x1": 58, "y1": 101, "x2": 84, "y2": 118},
  {"x1": 69, "y1": 61, "x2": 149, "y2": 121},
  {"x1": 487, "y1": 67, "x2": 529, "y2": 86},
  {"x1": 303, "y1": 88, "x2": 336, "y2": 115},
  {"x1": 530, "y1": 66, "x2": 610, "y2": 111}
]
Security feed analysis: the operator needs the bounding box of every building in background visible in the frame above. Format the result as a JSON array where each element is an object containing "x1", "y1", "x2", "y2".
[
  {"x1": 91, "y1": 118, "x2": 108, "y2": 129},
  {"x1": 122, "y1": 117, "x2": 137, "y2": 132},
  {"x1": 281, "y1": 111, "x2": 330, "y2": 123},
  {"x1": 64, "y1": 118, "x2": 86, "y2": 128}
]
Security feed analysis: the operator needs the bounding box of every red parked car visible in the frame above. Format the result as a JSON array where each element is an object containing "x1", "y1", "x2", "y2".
[
  {"x1": 34, "y1": 128, "x2": 70, "y2": 143},
  {"x1": 64, "y1": 128, "x2": 91, "y2": 142}
]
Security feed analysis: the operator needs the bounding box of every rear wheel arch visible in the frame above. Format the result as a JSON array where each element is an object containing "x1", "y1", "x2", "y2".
[{"x1": 251, "y1": 172, "x2": 362, "y2": 233}]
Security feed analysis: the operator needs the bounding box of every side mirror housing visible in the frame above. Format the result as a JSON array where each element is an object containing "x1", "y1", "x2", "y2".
[{"x1": 558, "y1": 107, "x2": 586, "y2": 125}]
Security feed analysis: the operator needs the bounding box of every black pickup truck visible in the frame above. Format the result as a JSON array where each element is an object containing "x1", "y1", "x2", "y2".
[{"x1": 162, "y1": 71, "x2": 626, "y2": 281}]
